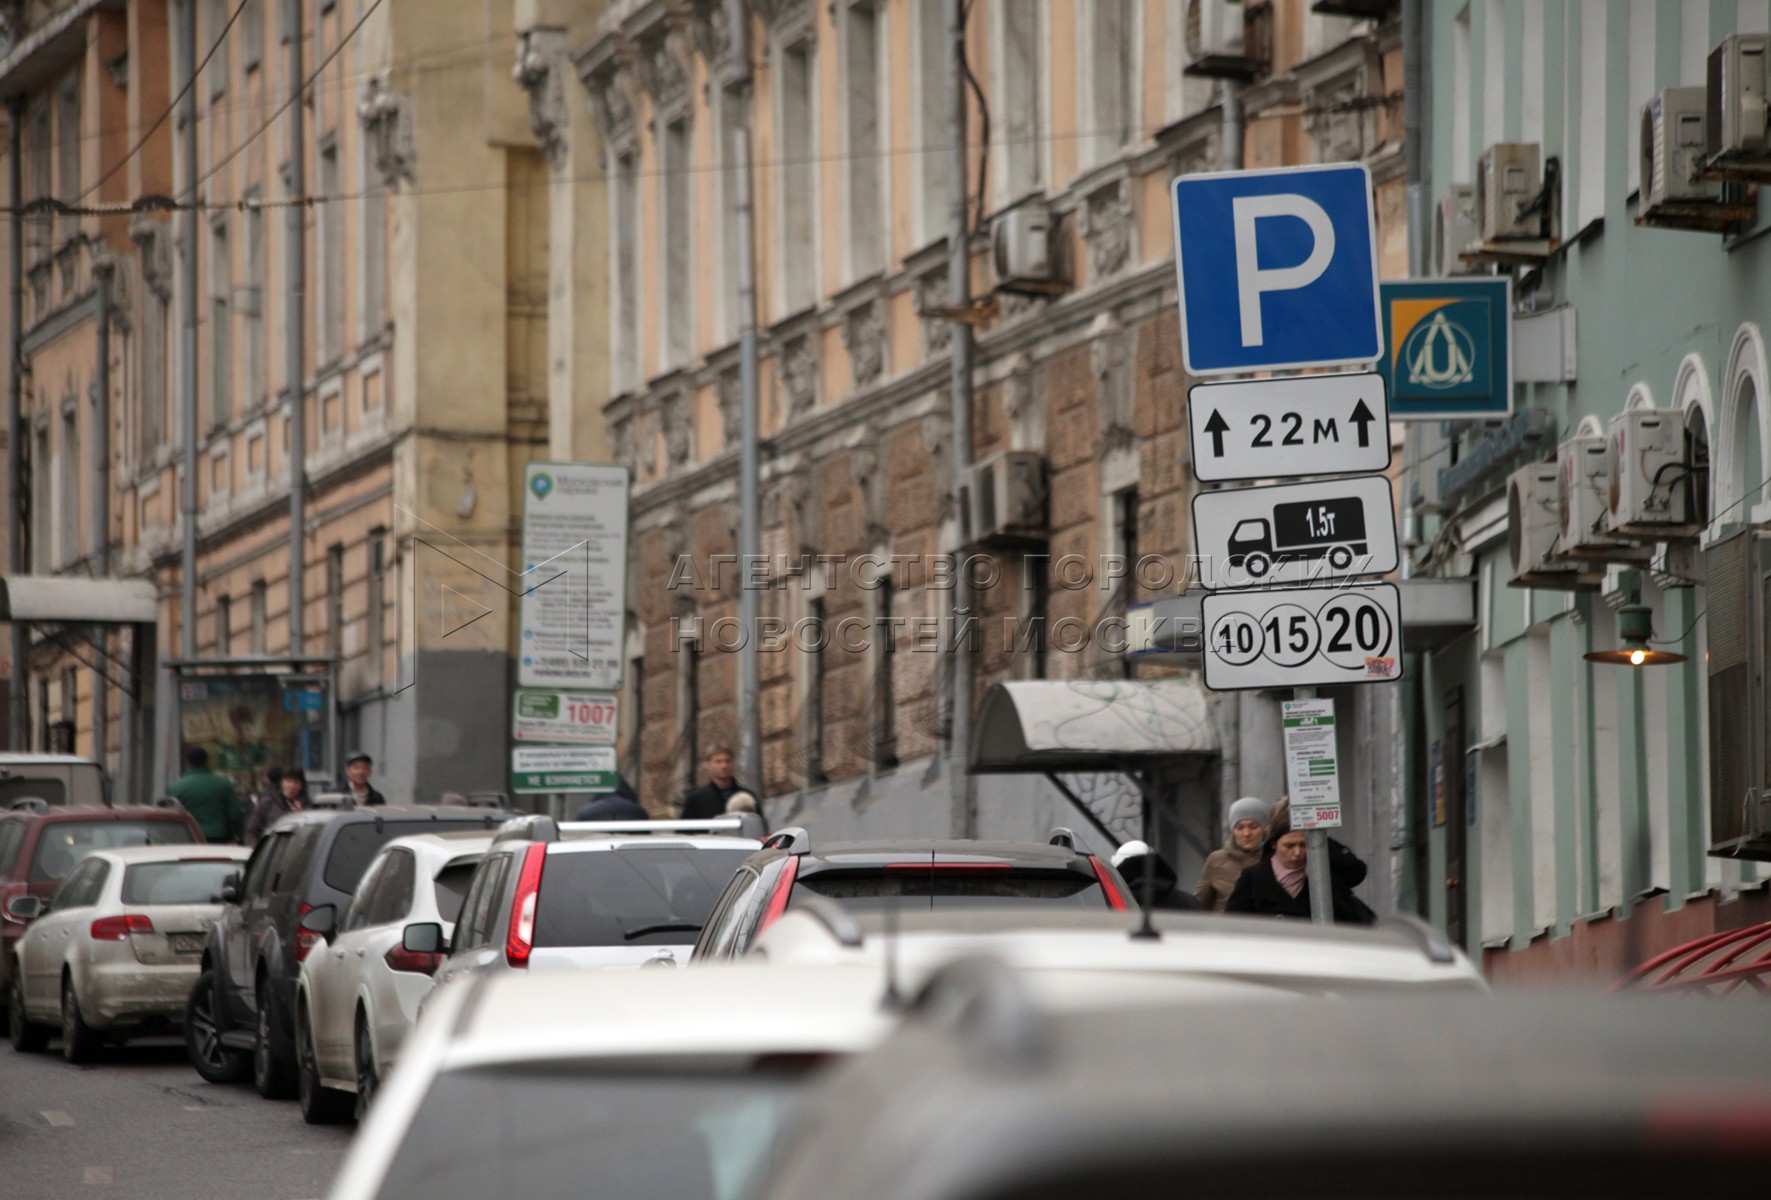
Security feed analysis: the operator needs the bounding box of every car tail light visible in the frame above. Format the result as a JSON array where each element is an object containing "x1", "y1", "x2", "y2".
[
  {"x1": 756, "y1": 856, "x2": 800, "y2": 935},
  {"x1": 295, "y1": 902, "x2": 321, "y2": 963},
  {"x1": 384, "y1": 944, "x2": 443, "y2": 975},
  {"x1": 1089, "y1": 856, "x2": 1129, "y2": 911},
  {"x1": 91, "y1": 914, "x2": 155, "y2": 941},
  {"x1": 504, "y1": 844, "x2": 548, "y2": 968}
]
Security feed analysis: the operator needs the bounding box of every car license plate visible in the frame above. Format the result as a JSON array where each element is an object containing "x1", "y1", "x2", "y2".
[{"x1": 169, "y1": 933, "x2": 204, "y2": 955}]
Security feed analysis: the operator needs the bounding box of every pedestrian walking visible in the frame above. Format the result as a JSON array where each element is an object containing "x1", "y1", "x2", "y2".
[
  {"x1": 1194, "y1": 796, "x2": 1269, "y2": 912},
  {"x1": 678, "y1": 747, "x2": 758, "y2": 821},
  {"x1": 343, "y1": 751, "x2": 387, "y2": 807},
  {"x1": 1225, "y1": 798, "x2": 1375, "y2": 924},
  {"x1": 245, "y1": 766, "x2": 311, "y2": 846},
  {"x1": 1112, "y1": 840, "x2": 1203, "y2": 911},
  {"x1": 573, "y1": 775, "x2": 649, "y2": 822},
  {"x1": 166, "y1": 747, "x2": 244, "y2": 844}
]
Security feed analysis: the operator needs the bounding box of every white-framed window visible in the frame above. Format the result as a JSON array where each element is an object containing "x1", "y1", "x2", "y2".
[
  {"x1": 361, "y1": 142, "x2": 387, "y2": 339},
  {"x1": 1575, "y1": 0, "x2": 1608, "y2": 230},
  {"x1": 56, "y1": 73, "x2": 80, "y2": 244},
  {"x1": 1079, "y1": 0, "x2": 1139, "y2": 171},
  {"x1": 59, "y1": 406, "x2": 80, "y2": 567},
  {"x1": 242, "y1": 195, "x2": 265, "y2": 406},
  {"x1": 31, "y1": 424, "x2": 50, "y2": 572},
  {"x1": 612, "y1": 149, "x2": 641, "y2": 392},
  {"x1": 317, "y1": 136, "x2": 344, "y2": 361},
  {"x1": 204, "y1": 0, "x2": 231, "y2": 97},
  {"x1": 913, "y1": 0, "x2": 948, "y2": 246},
  {"x1": 777, "y1": 35, "x2": 818, "y2": 316},
  {"x1": 662, "y1": 117, "x2": 694, "y2": 366},
  {"x1": 994, "y1": 0, "x2": 1045, "y2": 208},
  {"x1": 209, "y1": 215, "x2": 232, "y2": 432},
  {"x1": 140, "y1": 283, "x2": 168, "y2": 458},
  {"x1": 716, "y1": 89, "x2": 745, "y2": 344},
  {"x1": 841, "y1": 0, "x2": 886, "y2": 279},
  {"x1": 250, "y1": 580, "x2": 268, "y2": 654}
]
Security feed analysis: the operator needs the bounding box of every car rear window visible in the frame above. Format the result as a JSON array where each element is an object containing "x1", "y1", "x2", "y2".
[
  {"x1": 794, "y1": 868, "x2": 1103, "y2": 910},
  {"x1": 434, "y1": 861, "x2": 479, "y2": 924},
  {"x1": 122, "y1": 860, "x2": 242, "y2": 905},
  {"x1": 532, "y1": 847, "x2": 754, "y2": 948},
  {"x1": 29, "y1": 820, "x2": 197, "y2": 882},
  {"x1": 375, "y1": 1065, "x2": 810, "y2": 1200},
  {"x1": 0, "y1": 778, "x2": 65, "y2": 807},
  {"x1": 323, "y1": 822, "x2": 475, "y2": 894}
]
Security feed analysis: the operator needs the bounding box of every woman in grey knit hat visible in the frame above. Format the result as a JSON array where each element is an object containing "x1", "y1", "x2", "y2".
[{"x1": 1194, "y1": 795, "x2": 1270, "y2": 911}]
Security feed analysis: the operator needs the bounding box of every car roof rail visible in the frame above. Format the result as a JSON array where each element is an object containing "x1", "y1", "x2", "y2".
[
  {"x1": 554, "y1": 817, "x2": 754, "y2": 838},
  {"x1": 1378, "y1": 913, "x2": 1458, "y2": 965},
  {"x1": 910, "y1": 956, "x2": 1047, "y2": 1066},
  {"x1": 492, "y1": 814, "x2": 561, "y2": 845},
  {"x1": 788, "y1": 891, "x2": 865, "y2": 948},
  {"x1": 151, "y1": 796, "x2": 183, "y2": 810},
  {"x1": 762, "y1": 826, "x2": 810, "y2": 853},
  {"x1": 1047, "y1": 826, "x2": 1078, "y2": 850},
  {"x1": 7, "y1": 796, "x2": 49, "y2": 812}
]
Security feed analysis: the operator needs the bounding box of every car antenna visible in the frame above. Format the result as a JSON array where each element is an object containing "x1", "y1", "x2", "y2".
[{"x1": 881, "y1": 892, "x2": 904, "y2": 1009}]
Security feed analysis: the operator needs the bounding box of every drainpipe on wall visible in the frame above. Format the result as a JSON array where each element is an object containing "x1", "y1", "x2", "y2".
[
  {"x1": 177, "y1": 0, "x2": 198, "y2": 661},
  {"x1": 733, "y1": 122, "x2": 763, "y2": 800},
  {"x1": 1213, "y1": 79, "x2": 1244, "y2": 813},
  {"x1": 944, "y1": 0, "x2": 975, "y2": 839},
  {"x1": 1403, "y1": 0, "x2": 1429, "y2": 279},
  {"x1": 1220, "y1": 79, "x2": 1243, "y2": 171},
  {"x1": 92, "y1": 259, "x2": 113, "y2": 767},
  {"x1": 8, "y1": 96, "x2": 27, "y2": 750},
  {"x1": 285, "y1": 0, "x2": 307, "y2": 656}
]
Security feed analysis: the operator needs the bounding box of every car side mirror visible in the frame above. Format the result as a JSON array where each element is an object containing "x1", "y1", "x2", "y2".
[
  {"x1": 401, "y1": 922, "x2": 444, "y2": 955},
  {"x1": 5, "y1": 895, "x2": 44, "y2": 920},
  {"x1": 217, "y1": 872, "x2": 242, "y2": 904},
  {"x1": 298, "y1": 904, "x2": 336, "y2": 938}
]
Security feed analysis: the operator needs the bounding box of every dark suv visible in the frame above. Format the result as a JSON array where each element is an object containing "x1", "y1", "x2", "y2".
[
  {"x1": 184, "y1": 805, "x2": 505, "y2": 1098},
  {"x1": 1, "y1": 802, "x2": 202, "y2": 1013},
  {"x1": 691, "y1": 829, "x2": 1130, "y2": 962}
]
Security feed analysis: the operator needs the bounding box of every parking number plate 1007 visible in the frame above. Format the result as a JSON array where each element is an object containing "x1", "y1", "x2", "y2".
[{"x1": 1201, "y1": 583, "x2": 1405, "y2": 692}]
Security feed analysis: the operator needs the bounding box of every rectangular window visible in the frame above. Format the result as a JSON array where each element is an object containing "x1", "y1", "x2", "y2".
[
  {"x1": 1452, "y1": 8, "x2": 1471, "y2": 184},
  {"x1": 663, "y1": 118, "x2": 693, "y2": 366},
  {"x1": 1083, "y1": 0, "x2": 1136, "y2": 169},
  {"x1": 614, "y1": 152, "x2": 640, "y2": 392},
  {"x1": 26, "y1": 96, "x2": 50, "y2": 259},
  {"x1": 844, "y1": 1, "x2": 884, "y2": 278},
  {"x1": 217, "y1": 595, "x2": 232, "y2": 656},
  {"x1": 242, "y1": 0, "x2": 263, "y2": 71},
  {"x1": 32, "y1": 426, "x2": 51, "y2": 572},
  {"x1": 874, "y1": 575, "x2": 897, "y2": 767},
  {"x1": 141, "y1": 286, "x2": 167, "y2": 457},
  {"x1": 779, "y1": 39, "x2": 817, "y2": 315},
  {"x1": 718, "y1": 93, "x2": 744, "y2": 343},
  {"x1": 243, "y1": 198, "x2": 265, "y2": 405},
  {"x1": 362, "y1": 145, "x2": 387, "y2": 338},
  {"x1": 56, "y1": 74, "x2": 80, "y2": 243},
  {"x1": 625, "y1": 648, "x2": 647, "y2": 787},
  {"x1": 367, "y1": 530, "x2": 386, "y2": 687},
  {"x1": 327, "y1": 543, "x2": 346, "y2": 660},
  {"x1": 997, "y1": 0, "x2": 1042, "y2": 205},
  {"x1": 318, "y1": 139, "x2": 343, "y2": 360},
  {"x1": 803, "y1": 596, "x2": 826, "y2": 783},
  {"x1": 916, "y1": 0, "x2": 948, "y2": 244},
  {"x1": 251, "y1": 580, "x2": 268, "y2": 654},
  {"x1": 59, "y1": 408, "x2": 80, "y2": 567},
  {"x1": 1627, "y1": 0, "x2": 1656, "y2": 195},
  {"x1": 1577, "y1": 0, "x2": 1608, "y2": 229},
  {"x1": 204, "y1": 0, "x2": 230, "y2": 96},
  {"x1": 210, "y1": 218, "x2": 232, "y2": 432}
]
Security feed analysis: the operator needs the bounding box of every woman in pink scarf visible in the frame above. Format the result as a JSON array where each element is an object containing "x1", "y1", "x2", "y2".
[{"x1": 1224, "y1": 797, "x2": 1376, "y2": 924}]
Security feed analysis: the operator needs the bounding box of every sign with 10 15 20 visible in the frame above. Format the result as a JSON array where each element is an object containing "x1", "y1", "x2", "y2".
[{"x1": 1201, "y1": 583, "x2": 1404, "y2": 692}]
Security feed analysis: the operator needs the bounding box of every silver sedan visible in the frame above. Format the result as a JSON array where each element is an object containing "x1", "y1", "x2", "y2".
[{"x1": 9, "y1": 843, "x2": 249, "y2": 1062}]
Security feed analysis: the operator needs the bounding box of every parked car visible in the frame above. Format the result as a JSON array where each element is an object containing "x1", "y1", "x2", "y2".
[
  {"x1": 183, "y1": 805, "x2": 506, "y2": 1099},
  {"x1": 0, "y1": 753, "x2": 110, "y2": 809},
  {"x1": 8, "y1": 844, "x2": 248, "y2": 1060},
  {"x1": 746, "y1": 905, "x2": 1489, "y2": 995},
  {"x1": 757, "y1": 970, "x2": 1771, "y2": 1200},
  {"x1": 1, "y1": 802, "x2": 202, "y2": 1023},
  {"x1": 691, "y1": 828, "x2": 1130, "y2": 962},
  {"x1": 325, "y1": 963, "x2": 898, "y2": 1200},
  {"x1": 293, "y1": 830, "x2": 495, "y2": 1124},
  {"x1": 426, "y1": 816, "x2": 761, "y2": 996}
]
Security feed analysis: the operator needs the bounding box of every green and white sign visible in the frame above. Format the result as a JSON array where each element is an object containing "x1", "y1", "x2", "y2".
[
  {"x1": 519, "y1": 462, "x2": 630, "y2": 691},
  {"x1": 512, "y1": 689, "x2": 619, "y2": 745},
  {"x1": 1281, "y1": 698, "x2": 1342, "y2": 829},
  {"x1": 511, "y1": 746, "x2": 618, "y2": 794}
]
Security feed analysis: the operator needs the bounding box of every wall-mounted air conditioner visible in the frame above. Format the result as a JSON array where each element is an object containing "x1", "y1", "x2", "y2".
[
  {"x1": 1642, "y1": 88, "x2": 1722, "y2": 210},
  {"x1": 1477, "y1": 143, "x2": 1543, "y2": 242},
  {"x1": 1704, "y1": 33, "x2": 1771, "y2": 179},
  {"x1": 1183, "y1": 0, "x2": 1267, "y2": 80},
  {"x1": 1435, "y1": 184, "x2": 1479, "y2": 275},
  {"x1": 1605, "y1": 408, "x2": 1701, "y2": 542},
  {"x1": 962, "y1": 451, "x2": 1047, "y2": 547},
  {"x1": 992, "y1": 200, "x2": 1064, "y2": 296},
  {"x1": 1557, "y1": 435, "x2": 1651, "y2": 563},
  {"x1": 1508, "y1": 463, "x2": 1595, "y2": 589},
  {"x1": 1704, "y1": 529, "x2": 1771, "y2": 860}
]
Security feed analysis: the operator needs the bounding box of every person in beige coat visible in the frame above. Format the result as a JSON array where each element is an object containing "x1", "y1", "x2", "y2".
[{"x1": 1195, "y1": 796, "x2": 1270, "y2": 911}]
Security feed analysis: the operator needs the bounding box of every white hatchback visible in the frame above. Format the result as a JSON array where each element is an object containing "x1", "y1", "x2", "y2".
[
  {"x1": 294, "y1": 829, "x2": 493, "y2": 1124},
  {"x1": 9, "y1": 843, "x2": 249, "y2": 1062}
]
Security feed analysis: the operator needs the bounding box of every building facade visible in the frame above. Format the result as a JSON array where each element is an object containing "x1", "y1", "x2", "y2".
[
  {"x1": 1404, "y1": 0, "x2": 1771, "y2": 981},
  {"x1": 0, "y1": 0, "x2": 606, "y2": 801}
]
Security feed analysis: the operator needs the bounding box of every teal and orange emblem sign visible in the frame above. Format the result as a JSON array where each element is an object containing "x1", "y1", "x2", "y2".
[{"x1": 1377, "y1": 278, "x2": 1512, "y2": 420}]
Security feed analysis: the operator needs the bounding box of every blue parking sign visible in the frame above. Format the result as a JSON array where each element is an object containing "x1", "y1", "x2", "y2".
[{"x1": 1171, "y1": 163, "x2": 1382, "y2": 376}]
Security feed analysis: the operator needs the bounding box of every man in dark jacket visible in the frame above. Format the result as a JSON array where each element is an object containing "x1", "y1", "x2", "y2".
[
  {"x1": 343, "y1": 751, "x2": 386, "y2": 807},
  {"x1": 1225, "y1": 798, "x2": 1375, "y2": 925},
  {"x1": 574, "y1": 775, "x2": 649, "y2": 822},
  {"x1": 167, "y1": 747, "x2": 244, "y2": 843},
  {"x1": 679, "y1": 747, "x2": 759, "y2": 821}
]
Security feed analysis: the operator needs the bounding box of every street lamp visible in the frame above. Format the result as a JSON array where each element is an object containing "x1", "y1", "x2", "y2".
[{"x1": 1584, "y1": 603, "x2": 1688, "y2": 667}]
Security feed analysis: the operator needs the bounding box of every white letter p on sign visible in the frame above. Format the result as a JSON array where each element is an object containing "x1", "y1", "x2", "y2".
[{"x1": 1230, "y1": 193, "x2": 1336, "y2": 348}]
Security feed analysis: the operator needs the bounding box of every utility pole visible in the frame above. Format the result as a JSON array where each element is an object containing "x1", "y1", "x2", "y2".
[
  {"x1": 285, "y1": 0, "x2": 308, "y2": 656},
  {"x1": 734, "y1": 123, "x2": 763, "y2": 797},
  {"x1": 944, "y1": 0, "x2": 974, "y2": 838},
  {"x1": 92, "y1": 260, "x2": 114, "y2": 768},
  {"x1": 177, "y1": 0, "x2": 199, "y2": 661},
  {"x1": 7, "y1": 95, "x2": 26, "y2": 750}
]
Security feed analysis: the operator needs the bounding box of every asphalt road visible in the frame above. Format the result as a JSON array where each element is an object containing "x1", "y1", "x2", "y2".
[{"x1": 0, "y1": 1037, "x2": 352, "y2": 1200}]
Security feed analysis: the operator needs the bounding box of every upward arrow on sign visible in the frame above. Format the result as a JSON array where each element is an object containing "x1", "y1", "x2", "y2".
[
  {"x1": 1203, "y1": 409, "x2": 1229, "y2": 458},
  {"x1": 1349, "y1": 398, "x2": 1375, "y2": 448}
]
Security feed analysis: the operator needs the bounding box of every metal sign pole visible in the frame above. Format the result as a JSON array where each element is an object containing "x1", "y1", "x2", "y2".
[{"x1": 1295, "y1": 684, "x2": 1333, "y2": 926}]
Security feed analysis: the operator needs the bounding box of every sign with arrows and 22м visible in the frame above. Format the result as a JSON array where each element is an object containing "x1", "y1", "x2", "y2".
[{"x1": 1188, "y1": 372, "x2": 1390, "y2": 484}]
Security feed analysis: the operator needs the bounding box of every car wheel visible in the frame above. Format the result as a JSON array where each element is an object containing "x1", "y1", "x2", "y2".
[
  {"x1": 354, "y1": 1015, "x2": 380, "y2": 1122},
  {"x1": 1328, "y1": 545, "x2": 1354, "y2": 571},
  {"x1": 9, "y1": 971, "x2": 49, "y2": 1053},
  {"x1": 60, "y1": 978, "x2": 101, "y2": 1065},
  {"x1": 296, "y1": 1003, "x2": 354, "y2": 1125},
  {"x1": 184, "y1": 969, "x2": 249, "y2": 1084},
  {"x1": 1245, "y1": 553, "x2": 1271, "y2": 578},
  {"x1": 252, "y1": 989, "x2": 296, "y2": 1100}
]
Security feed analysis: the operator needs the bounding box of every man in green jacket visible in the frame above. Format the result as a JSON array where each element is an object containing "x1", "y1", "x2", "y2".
[{"x1": 167, "y1": 747, "x2": 243, "y2": 843}]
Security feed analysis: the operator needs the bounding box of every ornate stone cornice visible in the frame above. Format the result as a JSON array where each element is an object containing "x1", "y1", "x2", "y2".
[
  {"x1": 129, "y1": 214, "x2": 172, "y2": 304},
  {"x1": 513, "y1": 27, "x2": 573, "y2": 169},
  {"x1": 577, "y1": 33, "x2": 642, "y2": 152},
  {"x1": 749, "y1": 0, "x2": 811, "y2": 44},
  {"x1": 684, "y1": 0, "x2": 747, "y2": 90},
  {"x1": 624, "y1": 3, "x2": 695, "y2": 119},
  {"x1": 357, "y1": 73, "x2": 416, "y2": 186}
]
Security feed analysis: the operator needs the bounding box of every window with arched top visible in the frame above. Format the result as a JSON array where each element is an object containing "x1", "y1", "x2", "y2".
[
  {"x1": 1673, "y1": 354, "x2": 1714, "y2": 537},
  {"x1": 1721, "y1": 325, "x2": 1771, "y2": 529}
]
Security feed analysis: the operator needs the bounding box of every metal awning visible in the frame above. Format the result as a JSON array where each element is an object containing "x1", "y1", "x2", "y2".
[
  {"x1": 0, "y1": 2, "x2": 120, "y2": 99},
  {"x1": 970, "y1": 678, "x2": 1219, "y2": 774},
  {"x1": 0, "y1": 576, "x2": 158, "y2": 623}
]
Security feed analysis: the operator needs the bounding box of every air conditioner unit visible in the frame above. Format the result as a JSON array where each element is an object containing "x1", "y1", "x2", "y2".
[
  {"x1": 1704, "y1": 33, "x2": 1771, "y2": 177},
  {"x1": 1641, "y1": 87, "x2": 1722, "y2": 212},
  {"x1": 962, "y1": 451, "x2": 1047, "y2": 546},
  {"x1": 1556, "y1": 435, "x2": 1651, "y2": 563},
  {"x1": 1434, "y1": 185, "x2": 1479, "y2": 275},
  {"x1": 1605, "y1": 408, "x2": 1700, "y2": 542},
  {"x1": 992, "y1": 200, "x2": 1062, "y2": 296},
  {"x1": 1704, "y1": 529, "x2": 1771, "y2": 860},
  {"x1": 1183, "y1": 0, "x2": 1265, "y2": 80},
  {"x1": 1508, "y1": 463, "x2": 1594, "y2": 589},
  {"x1": 1476, "y1": 144, "x2": 1543, "y2": 241}
]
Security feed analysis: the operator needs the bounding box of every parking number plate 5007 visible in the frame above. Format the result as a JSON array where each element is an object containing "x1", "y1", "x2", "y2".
[
  {"x1": 169, "y1": 933, "x2": 205, "y2": 954},
  {"x1": 1201, "y1": 583, "x2": 1404, "y2": 692}
]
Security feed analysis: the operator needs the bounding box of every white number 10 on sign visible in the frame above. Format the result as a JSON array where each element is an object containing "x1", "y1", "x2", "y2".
[{"x1": 1202, "y1": 583, "x2": 1404, "y2": 692}]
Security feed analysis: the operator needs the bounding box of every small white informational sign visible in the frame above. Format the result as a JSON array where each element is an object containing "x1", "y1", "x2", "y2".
[
  {"x1": 1191, "y1": 475, "x2": 1399, "y2": 592},
  {"x1": 511, "y1": 689, "x2": 619, "y2": 745},
  {"x1": 1201, "y1": 582, "x2": 1404, "y2": 692},
  {"x1": 1282, "y1": 698, "x2": 1342, "y2": 830},
  {"x1": 1187, "y1": 372, "x2": 1390, "y2": 483},
  {"x1": 518, "y1": 463, "x2": 630, "y2": 691},
  {"x1": 511, "y1": 746, "x2": 619, "y2": 795}
]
